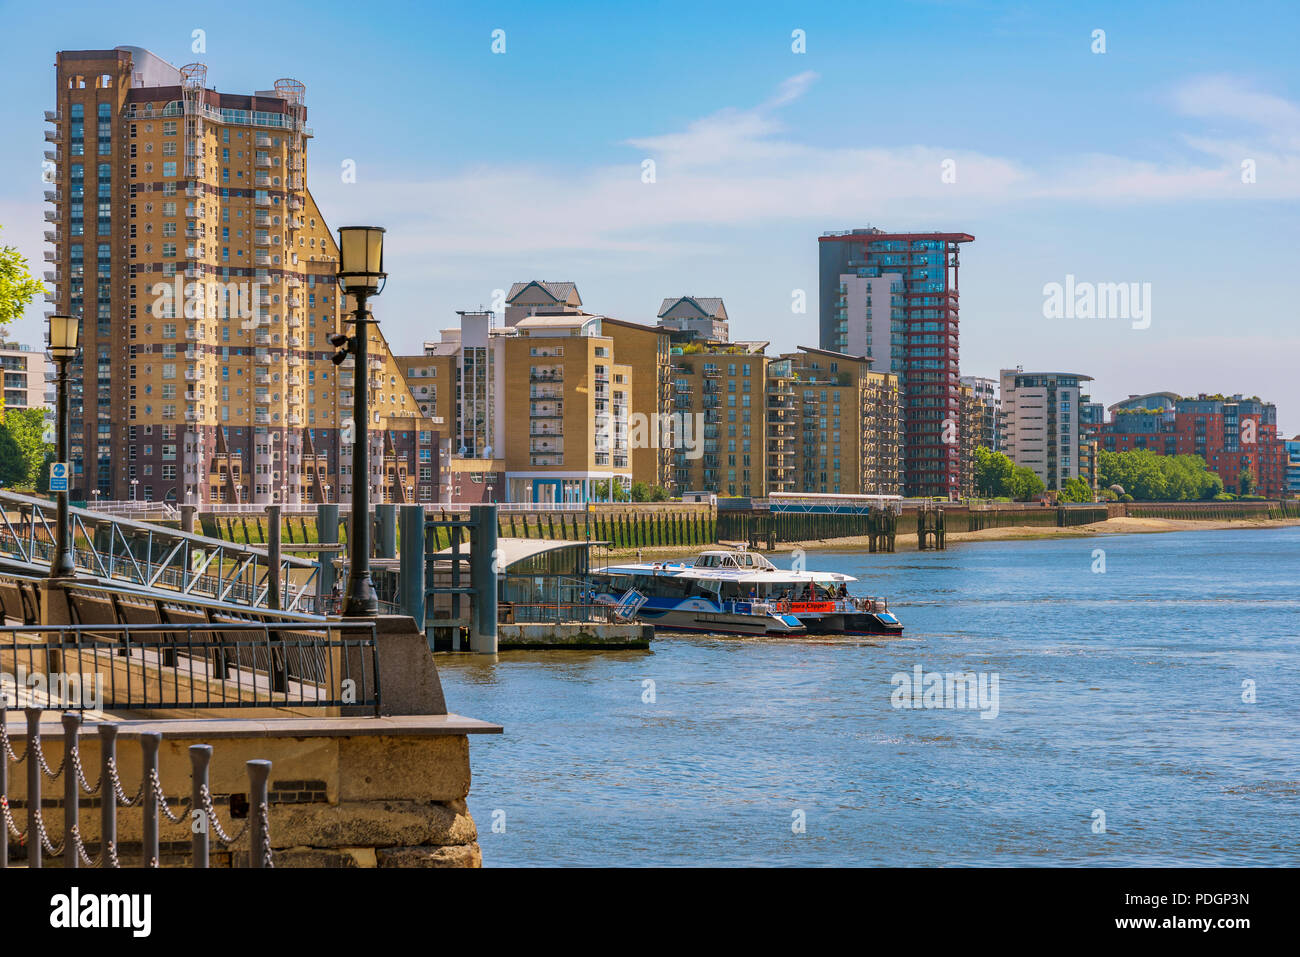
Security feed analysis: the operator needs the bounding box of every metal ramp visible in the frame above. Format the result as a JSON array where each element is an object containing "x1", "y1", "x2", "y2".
[{"x1": 0, "y1": 490, "x2": 321, "y2": 614}]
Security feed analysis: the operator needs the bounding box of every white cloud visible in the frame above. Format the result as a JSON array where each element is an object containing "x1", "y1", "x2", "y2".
[{"x1": 315, "y1": 70, "x2": 1300, "y2": 269}]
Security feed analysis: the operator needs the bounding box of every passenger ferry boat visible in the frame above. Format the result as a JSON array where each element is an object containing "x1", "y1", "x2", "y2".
[{"x1": 589, "y1": 548, "x2": 902, "y2": 637}]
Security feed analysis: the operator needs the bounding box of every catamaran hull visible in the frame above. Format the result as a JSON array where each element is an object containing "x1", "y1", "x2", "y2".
[
  {"x1": 633, "y1": 606, "x2": 806, "y2": 635},
  {"x1": 799, "y1": 612, "x2": 905, "y2": 636}
]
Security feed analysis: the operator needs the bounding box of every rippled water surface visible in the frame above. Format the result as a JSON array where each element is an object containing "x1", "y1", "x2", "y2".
[{"x1": 437, "y1": 527, "x2": 1300, "y2": 866}]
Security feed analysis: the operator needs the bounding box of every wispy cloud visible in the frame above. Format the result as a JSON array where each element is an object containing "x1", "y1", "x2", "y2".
[{"x1": 321, "y1": 70, "x2": 1300, "y2": 270}]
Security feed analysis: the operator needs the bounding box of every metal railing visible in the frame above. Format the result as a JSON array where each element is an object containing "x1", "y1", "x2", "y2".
[
  {"x1": 501, "y1": 601, "x2": 623, "y2": 625},
  {"x1": 1, "y1": 708, "x2": 273, "y2": 868},
  {"x1": 1, "y1": 622, "x2": 380, "y2": 714},
  {"x1": 0, "y1": 491, "x2": 320, "y2": 612}
]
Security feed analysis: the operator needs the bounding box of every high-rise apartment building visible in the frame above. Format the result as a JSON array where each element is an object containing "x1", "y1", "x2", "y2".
[
  {"x1": 999, "y1": 370, "x2": 1093, "y2": 491},
  {"x1": 46, "y1": 47, "x2": 435, "y2": 505},
  {"x1": 820, "y1": 228, "x2": 974, "y2": 497}
]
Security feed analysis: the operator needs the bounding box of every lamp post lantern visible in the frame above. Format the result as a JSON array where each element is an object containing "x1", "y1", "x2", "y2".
[
  {"x1": 333, "y1": 226, "x2": 386, "y2": 617},
  {"x1": 47, "y1": 314, "x2": 80, "y2": 578}
]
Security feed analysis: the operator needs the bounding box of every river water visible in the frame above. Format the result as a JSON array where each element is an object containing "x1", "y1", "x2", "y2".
[{"x1": 437, "y1": 527, "x2": 1300, "y2": 866}]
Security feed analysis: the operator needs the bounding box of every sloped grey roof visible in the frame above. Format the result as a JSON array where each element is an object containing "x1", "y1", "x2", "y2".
[
  {"x1": 658, "y1": 296, "x2": 726, "y2": 319},
  {"x1": 506, "y1": 281, "x2": 580, "y2": 304}
]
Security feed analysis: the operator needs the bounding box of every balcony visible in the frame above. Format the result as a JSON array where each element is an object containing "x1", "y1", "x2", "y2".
[
  {"x1": 255, "y1": 253, "x2": 272, "y2": 267},
  {"x1": 254, "y1": 370, "x2": 271, "y2": 384},
  {"x1": 257, "y1": 352, "x2": 273, "y2": 365},
  {"x1": 254, "y1": 412, "x2": 270, "y2": 425},
  {"x1": 184, "y1": 368, "x2": 200, "y2": 381},
  {"x1": 287, "y1": 315, "x2": 302, "y2": 328},
  {"x1": 255, "y1": 212, "x2": 271, "y2": 227},
  {"x1": 184, "y1": 327, "x2": 199, "y2": 340},
  {"x1": 44, "y1": 210, "x2": 57, "y2": 222},
  {"x1": 287, "y1": 354, "x2": 302, "y2": 367},
  {"x1": 254, "y1": 174, "x2": 272, "y2": 188},
  {"x1": 255, "y1": 156, "x2": 272, "y2": 168},
  {"x1": 44, "y1": 130, "x2": 58, "y2": 143},
  {"x1": 255, "y1": 134, "x2": 272, "y2": 147},
  {"x1": 255, "y1": 195, "x2": 271, "y2": 207},
  {"x1": 529, "y1": 370, "x2": 563, "y2": 383}
]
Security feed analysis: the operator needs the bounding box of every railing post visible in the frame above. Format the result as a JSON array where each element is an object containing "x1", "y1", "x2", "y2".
[
  {"x1": 62, "y1": 712, "x2": 81, "y2": 868},
  {"x1": 399, "y1": 505, "x2": 425, "y2": 627},
  {"x1": 25, "y1": 707, "x2": 41, "y2": 868},
  {"x1": 376, "y1": 504, "x2": 397, "y2": 560},
  {"x1": 316, "y1": 503, "x2": 339, "y2": 610},
  {"x1": 247, "y1": 759, "x2": 271, "y2": 868},
  {"x1": 189, "y1": 744, "x2": 211, "y2": 869},
  {"x1": 99, "y1": 723, "x2": 117, "y2": 868},
  {"x1": 469, "y1": 504, "x2": 498, "y2": 654},
  {"x1": 266, "y1": 504, "x2": 281, "y2": 611},
  {"x1": 140, "y1": 731, "x2": 161, "y2": 867}
]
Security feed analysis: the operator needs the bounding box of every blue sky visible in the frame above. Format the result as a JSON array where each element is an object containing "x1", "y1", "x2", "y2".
[{"x1": 2, "y1": 0, "x2": 1297, "y2": 432}]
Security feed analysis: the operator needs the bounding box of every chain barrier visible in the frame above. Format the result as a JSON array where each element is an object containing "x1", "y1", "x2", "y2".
[
  {"x1": 198, "y1": 784, "x2": 250, "y2": 845},
  {"x1": 3, "y1": 710, "x2": 272, "y2": 869}
]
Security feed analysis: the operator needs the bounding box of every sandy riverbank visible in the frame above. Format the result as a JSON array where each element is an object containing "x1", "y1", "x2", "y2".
[{"x1": 590, "y1": 515, "x2": 1300, "y2": 560}]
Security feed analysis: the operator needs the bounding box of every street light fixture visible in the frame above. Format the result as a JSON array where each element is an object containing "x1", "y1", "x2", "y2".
[
  {"x1": 47, "y1": 314, "x2": 80, "y2": 578},
  {"x1": 335, "y1": 226, "x2": 386, "y2": 617}
]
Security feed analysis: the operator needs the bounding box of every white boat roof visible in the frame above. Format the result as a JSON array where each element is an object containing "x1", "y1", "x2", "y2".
[{"x1": 594, "y1": 554, "x2": 857, "y2": 584}]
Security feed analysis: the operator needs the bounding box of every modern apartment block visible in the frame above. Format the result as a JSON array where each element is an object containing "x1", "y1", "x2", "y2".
[
  {"x1": 820, "y1": 228, "x2": 974, "y2": 497},
  {"x1": 45, "y1": 46, "x2": 435, "y2": 505},
  {"x1": 998, "y1": 370, "x2": 1094, "y2": 491},
  {"x1": 502, "y1": 314, "x2": 632, "y2": 503},
  {"x1": 667, "y1": 341, "x2": 771, "y2": 496},
  {"x1": 0, "y1": 343, "x2": 52, "y2": 413},
  {"x1": 600, "y1": 317, "x2": 673, "y2": 491},
  {"x1": 960, "y1": 375, "x2": 999, "y2": 451},
  {"x1": 782, "y1": 347, "x2": 900, "y2": 495},
  {"x1": 1099, "y1": 393, "x2": 1288, "y2": 496}
]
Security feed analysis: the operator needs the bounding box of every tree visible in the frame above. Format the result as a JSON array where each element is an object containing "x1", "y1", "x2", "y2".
[
  {"x1": 0, "y1": 407, "x2": 50, "y2": 489},
  {"x1": 1057, "y1": 477, "x2": 1094, "y2": 503},
  {"x1": 0, "y1": 426, "x2": 25, "y2": 487},
  {"x1": 1099, "y1": 449, "x2": 1224, "y2": 501},
  {"x1": 1008, "y1": 465, "x2": 1045, "y2": 501},
  {"x1": 0, "y1": 226, "x2": 45, "y2": 337},
  {"x1": 1237, "y1": 469, "x2": 1256, "y2": 496},
  {"x1": 973, "y1": 446, "x2": 1016, "y2": 497}
]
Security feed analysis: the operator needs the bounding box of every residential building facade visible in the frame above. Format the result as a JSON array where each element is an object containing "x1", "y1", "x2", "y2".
[
  {"x1": 0, "y1": 344, "x2": 51, "y2": 413},
  {"x1": 999, "y1": 370, "x2": 1094, "y2": 491},
  {"x1": 46, "y1": 46, "x2": 435, "y2": 505}
]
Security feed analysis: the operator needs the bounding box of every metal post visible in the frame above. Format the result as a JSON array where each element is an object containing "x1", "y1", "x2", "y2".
[
  {"x1": 469, "y1": 504, "x2": 498, "y2": 654},
  {"x1": 343, "y1": 295, "x2": 378, "y2": 617},
  {"x1": 316, "y1": 503, "x2": 339, "y2": 607},
  {"x1": 51, "y1": 356, "x2": 75, "y2": 577},
  {"x1": 189, "y1": 745, "x2": 211, "y2": 868},
  {"x1": 376, "y1": 503, "x2": 397, "y2": 559},
  {"x1": 99, "y1": 724, "x2": 117, "y2": 868},
  {"x1": 62, "y1": 712, "x2": 80, "y2": 868},
  {"x1": 266, "y1": 504, "x2": 281, "y2": 611},
  {"x1": 247, "y1": 759, "x2": 271, "y2": 868},
  {"x1": 25, "y1": 707, "x2": 41, "y2": 868},
  {"x1": 140, "y1": 731, "x2": 161, "y2": 867},
  {"x1": 398, "y1": 505, "x2": 425, "y2": 626}
]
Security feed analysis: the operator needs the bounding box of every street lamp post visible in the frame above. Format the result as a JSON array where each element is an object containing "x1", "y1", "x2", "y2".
[
  {"x1": 331, "y1": 226, "x2": 386, "y2": 617},
  {"x1": 47, "y1": 315, "x2": 80, "y2": 578}
]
